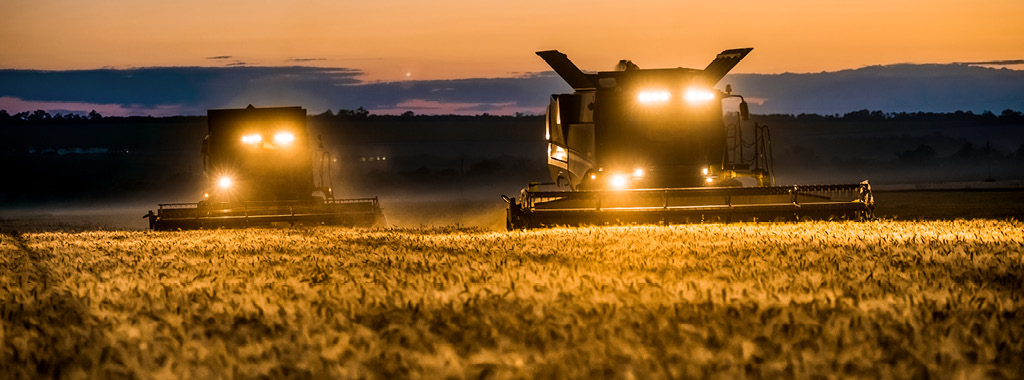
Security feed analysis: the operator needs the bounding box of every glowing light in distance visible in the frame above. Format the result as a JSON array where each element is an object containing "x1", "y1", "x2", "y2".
[
  {"x1": 590, "y1": 173, "x2": 597, "y2": 180},
  {"x1": 684, "y1": 88, "x2": 716, "y2": 103},
  {"x1": 241, "y1": 134, "x2": 262, "y2": 144},
  {"x1": 274, "y1": 132, "x2": 295, "y2": 143},
  {"x1": 702, "y1": 167, "x2": 709, "y2": 176},
  {"x1": 633, "y1": 168, "x2": 645, "y2": 178},
  {"x1": 609, "y1": 173, "x2": 629, "y2": 189},
  {"x1": 217, "y1": 176, "x2": 233, "y2": 189},
  {"x1": 637, "y1": 90, "x2": 671, "y2": 103},
  {"x1": 706, "y1": 177, "x2": 715, "y2": 183},
  {"x1": 550, "y1": 145, "x2": 567, "y2": 162}
]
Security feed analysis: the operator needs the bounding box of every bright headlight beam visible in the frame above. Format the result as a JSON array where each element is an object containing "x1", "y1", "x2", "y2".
[
  {"x1": 684, "y1": 88, "x2": 716, "y2": 103},
  {"x1": 241, "y1": 134, "x2": 263, "y2": 144},
  {"x1": 274, "y1": 132, "x2": 295, "y2": 143},
  {"x1": 637, "y1": 90, "x2": 671, "y2": 103},
  {"x1": 550, "y1": 145, "x2": 567, "y2": 162},
  {"x1": 217, "y1": 176, "x2": 233, "y2": 189},
  {"x1": 609, "y1": 174, "x2": 629, "y2": 189}
]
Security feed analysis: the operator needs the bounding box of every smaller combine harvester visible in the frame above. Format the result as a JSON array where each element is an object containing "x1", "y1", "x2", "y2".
[
  {"x1": 505, "y1": 48, "x2": 873, "y2": 229},
  {"x1": 146, "y1": 105, "x2": 384, "y2": 230}
]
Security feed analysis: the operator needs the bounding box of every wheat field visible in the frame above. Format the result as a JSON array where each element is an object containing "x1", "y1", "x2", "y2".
[{"x1": 2, "y1": 220, "x2": 1022, "y2": 379}]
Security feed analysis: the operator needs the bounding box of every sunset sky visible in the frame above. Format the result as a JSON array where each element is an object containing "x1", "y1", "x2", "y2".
[{"x1": 2, "y1": 0, "x2": 1022, "y2": 82}]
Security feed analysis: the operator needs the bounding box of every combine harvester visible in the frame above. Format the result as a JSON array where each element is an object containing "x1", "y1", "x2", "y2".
[
  {"x1": 145, "y1": 105, "x2": 384, "y2": 230},
  {"x1": 505, "y1": 48, "x2": 873, "y2": 229}
]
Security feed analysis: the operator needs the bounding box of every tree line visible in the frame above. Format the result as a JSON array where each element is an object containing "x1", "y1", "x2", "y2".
[
  {"x1": 4, "y1": 108, "x2": 1022, "y2": 125},
  {"x1": 763, "y1": 108, "x2": 1024, "y2": 124}
]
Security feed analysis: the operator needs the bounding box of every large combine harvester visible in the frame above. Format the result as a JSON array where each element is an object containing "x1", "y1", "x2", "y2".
[
  {"x1": 505, "y1": 48, "x2": 873, "y2": 229},
  {"x1": 145, "y1": 105, "x2": 384, "y2": 230}
]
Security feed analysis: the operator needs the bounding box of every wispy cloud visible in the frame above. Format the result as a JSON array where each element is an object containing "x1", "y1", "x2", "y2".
[
  {"x1": 369, "y1": 99, "x2": 540, "y2": 115},
  {"x1": 958, "y1": 59, "x2": 1024, "y2": 66},
  {"x1": 0, "y1": 96, "x2": 185, "y2": 117},
  {"x1": 288, "y1": 58, "x2": 327, "y2": 62},
  {"x1": 206, "y1": 56, "x2": 234, "y2": 60}
]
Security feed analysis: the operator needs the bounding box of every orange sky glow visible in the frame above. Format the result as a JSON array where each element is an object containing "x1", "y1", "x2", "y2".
[{"x1": 2, "y1": 0, "x2": 1022, "y2": 82}]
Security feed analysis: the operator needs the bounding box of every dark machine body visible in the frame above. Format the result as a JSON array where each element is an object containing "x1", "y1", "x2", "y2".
[
  {"x1": 506, "y1": 49, "x2": 873, "y2": 229},
  {"x1": 146, "y1": 106, "x2": 383, "y2": 230}
]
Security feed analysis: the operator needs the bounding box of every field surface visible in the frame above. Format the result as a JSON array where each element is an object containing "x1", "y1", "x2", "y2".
[{"x1": 2, "y1": 220, "x2": 1022, "y2": 379}]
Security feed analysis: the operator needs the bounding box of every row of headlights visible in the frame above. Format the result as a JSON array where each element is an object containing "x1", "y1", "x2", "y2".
[
  {"x1": 589, "y1": 167, "x2": 717, "y2": 189},
  {"x1": 589, "y1": 168, "x2": 647, "y2": 189},
  {"x1": 637, "y1": 88, "x2": 717, "y2": 104},
  {"x1": 241, "y1": 132, "x2": 296, "y2": 144}
]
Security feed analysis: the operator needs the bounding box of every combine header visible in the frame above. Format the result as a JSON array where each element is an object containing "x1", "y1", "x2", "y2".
[
  {"x1": 505, "y1": 48, "x2": 873, "y2": 229},
  {"x1": 146, "y1": 106, "x2": 384, "y2": 230}
]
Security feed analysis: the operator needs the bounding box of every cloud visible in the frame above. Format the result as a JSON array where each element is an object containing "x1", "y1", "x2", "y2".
[
  {"x1": 723, "y1": 64, "x2": 1024, "y2": 114},
  {"x1": 1, "y1": 64, "x2": 1021, "y2": 117},
  {"x1": 958, "y1": 59, "x2": 1024, "y2": 66},
  {"x1": 288, "y1": 58, "x2": 327, "y2": 62},
  {"x1": 0, "y1": 66, "x2": 366, "y2": 115},
  {"x1": 206, "y1": 56, "x2": 234, "y2": 60},
  {"x1": 0, "y1": 96, "x2": 185, "y2": 117},
  {"x1": 369, "y1": 99, "x2": 542, "y2": 115}
]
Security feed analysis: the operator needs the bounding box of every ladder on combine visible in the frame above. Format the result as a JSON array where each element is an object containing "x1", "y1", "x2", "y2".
[{"x1": 722, "y1": 112, "x2": 775, "y2": 186}]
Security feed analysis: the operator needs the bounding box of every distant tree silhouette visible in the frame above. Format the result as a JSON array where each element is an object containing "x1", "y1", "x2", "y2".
[
  {"x1": 898, "y1": 144, "x2": 937, "y2": 163},
  {"x1": 337, "y1": 107, "x2": 370, "y2": 118},
  {"x1": 400, "y1": 111, "x2": 415, "y2": 117},
  {"x1": 842, "y1": 109, "x2": 887, "y2": 122},
  {"x1": 1000, "y1": 109, "x2": 1023, "y2": 123},
  {"x1": 951, "y1": 142, "x2": 983, "y2": 160},
  {"x1": 27, "y1": 110, "x2": 51, "y2": 121},
  {"x1": 88, "y1": 110, "x2": 103, "y2": 120}
]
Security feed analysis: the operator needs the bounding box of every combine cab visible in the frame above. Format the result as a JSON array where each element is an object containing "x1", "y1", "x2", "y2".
[
  {"x1": 505, "y1": 49, "x2": 873, "y2": 229},
  {"x1": 146, "y1": 105, "x2": 384, "y2": 230}
]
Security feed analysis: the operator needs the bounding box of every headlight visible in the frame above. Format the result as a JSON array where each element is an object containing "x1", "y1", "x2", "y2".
[
  {"x1": 549, "y1": 145, "x2": 567, "y2": 162},
  {"x1": 637, "y1": 90, "x2": 671, "y2": 103},
  {"x1": 241, "y1": 134, "x2": 262, "y2": 144},
  {"x1": 632, "y1": 168, "x2": 645, "y2": 178},
  {"x1": 274, "y1": 132, "x2": 295, "y2": 143},
  {"x1": 684, "y1": 88, "x2": 716, "y2": 103},
  {"x1": 609, "y1": 173, "x2": 629, "y2": 189},
  {"x1": 217, "y1": 176, "x2": 233, "y2": 189},
  {"x1": 702, "y1": 167, "x2": 716, "y2": 184}
]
